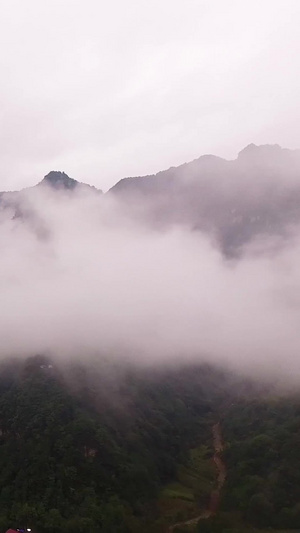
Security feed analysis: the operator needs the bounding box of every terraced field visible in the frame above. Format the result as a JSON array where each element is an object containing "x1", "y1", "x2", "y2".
[{"x1": 157, "y1": 445, "x2": 215, "y2": 527}]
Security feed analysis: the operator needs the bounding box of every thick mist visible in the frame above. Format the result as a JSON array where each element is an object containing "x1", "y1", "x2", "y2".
[{"x1": 1, "y1": 180, "x2": 300, "y2": 384}]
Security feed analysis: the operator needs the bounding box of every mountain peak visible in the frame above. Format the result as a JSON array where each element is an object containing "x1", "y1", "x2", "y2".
[
  {"x1": 41, "y1": 171, "x2": 79, "y2": 190},
  {"x1": 237, "y1": 143, "x2": 284, "y2": 161}
]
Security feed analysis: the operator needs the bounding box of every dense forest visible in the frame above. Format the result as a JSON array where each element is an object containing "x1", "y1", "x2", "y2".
[
  {"x1": 0, "y1": 356, "x2": 224, "y2": 532},
  {"x1": 0, "y1": 356, "x2": 300, "y2": 533},
  {"x1": 187, "y1": 396, "x2": 300, "y2": 533},
  {"x1": 222, "y1": 398, "x2": 300, "y2": 530}
]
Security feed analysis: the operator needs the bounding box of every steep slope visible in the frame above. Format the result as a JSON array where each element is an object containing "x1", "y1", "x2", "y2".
[
  {"x1": 0, "y1": 356, "x2": 232, "y2": 532},
  {"x1": 39, "y1": 171, "x2": 80, "y2": 190},
  {"x1": 110, "y1": 144, "x2": 300, "y2": 254},
  {"x1": 0, "y1": 171, "x2": 101, "y2": 196},
  {"x1": 0, "y1": 356, "x2": 299, "y2": 532},
  {"x1": 2, "y1": 144, "x2": 300, "y2": 255},
  {"x1": 37, "y1": 170, "x2": 101, "y2": 193},
  {"x1": 0, "y1": 171, "x2": 102, "y2": 236}
]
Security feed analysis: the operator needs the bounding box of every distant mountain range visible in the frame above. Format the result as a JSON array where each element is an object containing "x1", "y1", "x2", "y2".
[
  {"x1": 2, "y1": 144, "x2": 300, "y2": 254},
  {"x1": 109, "y1": 143, "x2": 300, "y2": 254}
]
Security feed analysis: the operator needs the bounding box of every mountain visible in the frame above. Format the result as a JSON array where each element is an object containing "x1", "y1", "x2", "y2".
[
  {"x1": 0, "y1": 171, "x2": 102, "y2": 233},
  {"x1": 0, "y1": 170, "x2": 101, "y2": 204},
  {"x1": 39, "y1": 171, "x2": 80, "y2": 190},
  {"x1": 1, "y1": 147, "x2": 300, "y2": 531},
  {"x1": 110, "y1": 144, "x2": 300, "y2": 254},
  {"x1": 2, "y1": 144, "x2": 300, "y2": 254},
  {"x1": 38, "y1": 170, "x2": 102, "y2": 193},
  {"x1": 0, "y1": 356, "x2": 231, "y2": 532},
  {"x1": 0, "y1": 355, "x2": 299, "y2": 532}
]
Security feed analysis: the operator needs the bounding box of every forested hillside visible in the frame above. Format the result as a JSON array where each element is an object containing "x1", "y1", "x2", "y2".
[
  {"x1": 0, "y1": 357, "x2": 229, "y2": 532},
  {"x1": 222, "y1": 398, "x2": 300, "y2": 530},
  {"x1": 0, "y1": 357, "x2": 299, "y2": 532}
]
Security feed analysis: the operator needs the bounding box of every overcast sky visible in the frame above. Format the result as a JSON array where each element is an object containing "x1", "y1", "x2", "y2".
[{"x1": 1, "y1": 0, "x2": 300, "y2": 191}]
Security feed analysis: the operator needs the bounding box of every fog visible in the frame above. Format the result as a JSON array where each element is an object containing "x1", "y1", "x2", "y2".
[{"x1": 1, "y1": 181, "x2": 300, "y2": 384}]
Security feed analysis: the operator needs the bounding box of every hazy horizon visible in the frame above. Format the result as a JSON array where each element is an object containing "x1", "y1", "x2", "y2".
[
  {"x1": 1, "y1": 0, "x2": 300, "y2": 191},
  {"x1": 2, "y1": 142, "x2": 300, "y2": 194}
]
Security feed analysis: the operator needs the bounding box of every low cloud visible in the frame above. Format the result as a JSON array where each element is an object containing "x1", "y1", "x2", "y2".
[{"x1": 1, "y1": 184, "x2": 300, "y2": 385}]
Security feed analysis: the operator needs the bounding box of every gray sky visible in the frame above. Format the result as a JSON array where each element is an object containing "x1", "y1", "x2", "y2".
[{"x1": 1, "y1": 0, "x2": 300, "y2": 191}]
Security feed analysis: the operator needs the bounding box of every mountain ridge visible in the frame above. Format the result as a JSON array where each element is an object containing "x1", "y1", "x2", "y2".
[
  {"x1": 1, "y1": 143, "x2": 300, "y2": 195},
  {"x1": 2, "y1": 144, "x2": 300, "y2": 255}
]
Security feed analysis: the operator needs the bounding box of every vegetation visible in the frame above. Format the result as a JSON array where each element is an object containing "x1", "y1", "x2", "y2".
[
  {"x1": 0, "y1": 357, "x2": 222, "y2": 532},
  {"x1": 221, "y1": 397, "x2": 300, "y2": 530},
  {"x1": 157, "y1": 444, "x2": 214, "y2": 527},
  {"x1": 0, "y1": 357, "x2": 299, "y2": 532}
]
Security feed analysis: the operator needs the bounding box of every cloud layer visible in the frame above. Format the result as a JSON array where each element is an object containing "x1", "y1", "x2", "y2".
[{"x1": 1, "y1": 184, "x2": 300, "y2": 385}]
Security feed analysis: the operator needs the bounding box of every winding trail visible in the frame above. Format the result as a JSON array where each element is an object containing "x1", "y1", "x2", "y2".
[{"x1": 169, "y1": 422, "x2": 226, "y2": 531}]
